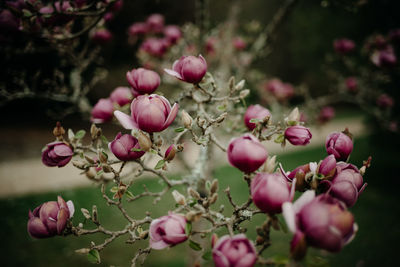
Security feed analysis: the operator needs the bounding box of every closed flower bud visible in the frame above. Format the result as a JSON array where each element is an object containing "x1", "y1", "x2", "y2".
[
  {"x1": 227, "y1": 134, "x2": 268, "y2": 173},
  {"x1": 376, "y1": 93, "x2": 394, "y2": 108},
  {"x1": 164, "y1": 55, "x2": 207, "y2": 84},
  {"x1": 52, "y1": 122, "x2": 65, "y2": 138},
  {"x1": 212, "y1": 234, "x2": 257, "y2": 267},
  {"x1": 140, "y1": 37, "x2": 169, "y2": 57},
  {"x1": 27, "y1": 196, "x2": 74, "y2": 238},
  {"x1": 172, "y1": 190, "x2": 186, "y2": 205},
  {"x1": 146, "y1": 13, "x2": 164, "y2": 33},
  {"x1": 108, "y1": 132, "x2": 145, "y2": 161},
  {"x1": 239, "y1": 89, "x2": 250, "y2": 99},
  {"x1": 109, "y1": 87, "x2": 132, "y2": 106},
  {"x1": 333, "y1": 38, "x2": 355, "y2": 54},
  {"x1": 251, "y1": 173, "x2": 295, "y2": 214},
  {"x1": 188, "y1": 187, "x2": 201, "y2": 200},
  {"x1": 291, "y1": 231, "x2": 307, "y2": 261},
  {"x1": 317, "y1": 154, "x2": 337, "y2": 178},
  {"x1": 164, "y1": 145, "x2": 176, "y2": 161},
  {"x1": 137, "y1": 131, "x2": 152, "y2": 152},
  {"x1": 42, "y1": 142, "x2": 73, "y2": 167},
  {"x1": 244, "y1": 105, "x2": 271, "y2": 130},
  {"x1": 91, "y1": 29, "x2": 113, "y2": 45},
  {"x1": 325, "y1": 131, "x2": 353, "y2": 161},
  {"x1": 264, "y1": 79, "x2": 295, "y2": 101},
  {"x1": 126, "y1": 68, "x2": 160, "y2": 95},
  {"x1": 72, "y1": 160, "x2": 86, "y2": 170},
  {"x1": 233, "y1": 37, "x2": 246, "y2": 50},
  {"x1": 91, "y1": 98, "x2": 114, "y2": 124},
  {"x1": 209, "y1": 193, "x2": 218, "y2": 204},
  {"x1": 149, "y1": 213, "x2": 187, "y2": 250},
  {"x1": 345, "y1": 77, "x2": 358, "y2": 92},
  {"x1": 318, "y1": 106, "x2": 335, "y2": 124},
  {"x1": 181, "y1": 110, "x2": 193, "y2": 129},
  {"x1": 282, "y1": 192, "x2": 357, "y2": 254},
  {"x1": 210, "y1": 179, "x2": 219, "y2": 194},
  {"x1": 164, "y1": 25, "x2": 182, "y2": 44},
  {"x1": 371, "y1": 47, "x2": 397, "y2": 67},
  {"x1": 284, "y1": 126, "x2": 312, "y2": 146},
  {"x1": 114, "y1": 94, "x2": 179, "y2": 133},
  {"x1": 128, "y1": 22, "x2": 148, "y2": 36},
  {"x1": 211, "y1": 233, "x2": 219, "y2": 248}
]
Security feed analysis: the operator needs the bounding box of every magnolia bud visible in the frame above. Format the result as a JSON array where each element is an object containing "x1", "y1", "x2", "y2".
[
  {"x1": 53, "y1": 122, "x2": 65, "y2": 138},
  {"x1": 285, "y1": 107, "x2": 300, "y2": 125},
  {"x1": 181, "y1": 110, "x2": 193, "y2": 128},
  {"x1": 210, "y1": 179, "x2": 219, "y2": 194},
  {"x1": 81, "y1": 208, "x2": 91, "y2": 220},
  {"x1": 98, "y1": 150, "x2": 108, "y2": 164},
  {"x1": 85, "y1": 169, "x2": 96, "y2": 179},
  {"x1": 137, "y1": 131, "x2": 152, "y2": 152},
  {"x1": 209, "y1": 193, "x2": 218, "y2": 204},
  {"x1": 164, "y1": 145, "x2": 176, "y2": 161},
  {"x1": 188, "y1": 188, "x2": 201, "y2": 200},
  {"x1": 172, "y1": 190, "x2": 186, "y2": 205},
  {"x1": 85, "y1": 155, "x2": 96, "y2": 164},
  {"x1": 240, "y1": 89, "x2": 250, "y2": 99},
  {"x1": 92, "y1": 205, "x2": 98, "y2": 224},
  {"x1": 139, "y1": 230, "x2": 149, "y2": 239},
  {"x1": 359, "y1": 166, "x2": 366, "y2": 176},
  {"x1": 102, "y1": 164, "x2": 112, "y2": 173},
  {"x1": 90, "y1": 124, "x2": 102, "y2": 140},
  {"x1": 263, "y1": 155, "x2": 277, "y2": 173},
  {"x1": 235, "y1": 80, "x2": 245, "y2": 90},
  {"x1": 72, "y1": 160, "x2": 86, "y2": 170},
  {"x1": 185, "y1": 211, "x2": 198, "y2": 222}
]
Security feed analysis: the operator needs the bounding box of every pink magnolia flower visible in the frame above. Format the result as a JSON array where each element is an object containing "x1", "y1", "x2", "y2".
[
  {"x1": 345, "y1": 77, "x2": 358, "y2": 92},
  {"x1": 333, "y1": 38, "x2": 355, "y2": 54},
  {"x1": 371, "y1": 46, "x2": 397, "y2": 67},
  {"x1": 264, "y1": 79, "x2": 295, "y2": 101},
  {"x1": 164, "y1": 144, "x2": 176, "y2": 161},
  {"x1": 126, "y1": 68, "x2": 160, "y2": 95},
  {"x1": 251, "y1": 172, "x2": 295, "y2": 214},
  {"x1": 109, "y1": 87, "x2": 132, "y2": 106},
  {"x1": 164, "y1": 55, "x2": 207, "y2": 84},
  {"x1": 317, "y1": 154, "x2": 337, "y2": 178},
  {"x1": 164, "y1": 25, "x2": 182, "y2": 44},
  {"x1": 376, "y1": 93, "x2": 394, "y2": 108},
  {"x1": 327, "y1": 162, "x2": 367, "y2": 207},
  {"x1": 91, "y1": 29, "x2": 113, "y2": 44},
  {"x1": 91, "y1": 98, "x2": 114, "y2": 123},
  {"x1": 227, "y1": 134, "x2": 268, "y2": 173},
  {"x1": 318, "y1": 106, "x2": 335, "y2": 124},
  {"x1": 146, "y1": 13, "x2": 164, "y2": 33},
  {"x1": 27, "y1": 196, "x2": 74, "y2": 238},
  {"x1": 114, "y1": 94, "x2": 179, "y2": 133},
  {"x1": 108, "y1": 133, "x2": 145, "y2": 161},
  {"x1": 149, "y1": 213, "x2": 187, "y2": 249},
  {"x1": 282, "y1": 191, "x2": 357, "y2": 255},
  {"x1": 128, "y1": 22, "x2": 148, "y2": 36},
  {"x1": 42, "y1": 142, "x2": 73, "y2": 167},
  {"x1": 325, "y1": 132, "x2": 353, "y2": 161},
  {"x1": 212, "y1": 234, "x2": 257, "y2": 267},
  {"x1": 284, "y1": 126, "x2": 312, "y2": 146},
  {"x1": 243, "y1": 105, "x2": 271, "y2": 130},
  {"x1": 233, "y1": 37, "x2": 246, "y2": 50},
  {"x1": 140, "y1": 37, "x2": 168, "y2": 57}
]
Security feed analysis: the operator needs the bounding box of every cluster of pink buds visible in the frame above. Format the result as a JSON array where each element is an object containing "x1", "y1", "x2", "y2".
[
  {"x1": 333, "y1": 38, "x2": 355, "y2": 54},
  {"x1": 128, "y1": 14, "x2": 182, "y2": 58}
]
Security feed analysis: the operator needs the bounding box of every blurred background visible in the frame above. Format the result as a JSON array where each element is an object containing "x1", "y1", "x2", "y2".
[{"x1": 1, "y1": 0, "x2": 400, "y2": 266}]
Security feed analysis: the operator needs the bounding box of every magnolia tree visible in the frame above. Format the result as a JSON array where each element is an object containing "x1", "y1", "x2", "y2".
[
  {"x1": 1, "y1": 0, "x2": 377, "y2": 266},
  {"x1": 30, "y1": 54, "x2": 371, "y2": 266}
]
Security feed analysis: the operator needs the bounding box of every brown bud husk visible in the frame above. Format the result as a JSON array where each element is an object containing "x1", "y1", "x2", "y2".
[
  {"x1": 138, "y1": 131, "x2": 152, "y2": 152},
  {"x1": 53, "y1": 122, "x2": 65, "y2": 138},
  {"x1": 90, "y1": 124, "x2": 102, "y2": 140},
  {"x1": 210, "y1": 179, "x2": 219, "y2": 194},
  {"x1": 172, "y1": 190, "x2": 186, "y2": 205},
  {"x1": 72, "y1": 160, "x2": 86, "y2": 170},
  {"x1": 85, "y1": 168, "x2": 96, "y2": 180},
  {"x1": 209, "y1": 193, "x2": 218, "y2": 204},
  {"x1": 181, "y1": 110, "x2": 193, "y2": 129},
  {"x1": 188, "y1": 188, "x2": 201, "y2": 200}
]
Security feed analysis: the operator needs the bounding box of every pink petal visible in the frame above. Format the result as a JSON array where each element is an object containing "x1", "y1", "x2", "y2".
[
  {"x1": 150, "y1": 239, "x2": 170, "y2": 250},
  {"x1": 293, "y1": 190, "x2": 315, "y2": 214},
  {"x1": 282, "y1": 202, "x2": 296, "y2": 233},
  {"x1": 164, "y1": 68, "x2": 182, "y2": 80},
  {"x1": 114, "y1": 111, "x2": 137, "y2": 129},
  {"x1": 66, "y1": 200, "x2": 75, "y2": 218},
  {"x1": 162, "y1": 103, "x2": 179, "y2": 130}
]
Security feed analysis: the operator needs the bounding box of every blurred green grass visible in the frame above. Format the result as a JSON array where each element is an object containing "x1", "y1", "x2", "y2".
[{"x1": 0, "y1": 135, "x2": 398, "y2": 267}]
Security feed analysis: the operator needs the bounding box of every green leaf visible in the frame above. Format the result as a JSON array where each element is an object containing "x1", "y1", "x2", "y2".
[
  {"x1": 202, "y1": 250, "x2": 212, "y2": 261},
  {"x1": 87, "y1": 249, "x2": 101, "y2": 264},
  {"x1": 155, "y1": 160, "x2": 165, "y2": 170},
  {"x1": 125, "y1": 191, "x2": 134, "y2": 199},
  {"x1": 274, "y1": 134, "x2": 285, "y2": 144},
  {"x1": 68, "y1": 129, "x2": 75, "y2": 140},
  {"x1": 22, "y1": 9, "x2": 32, "y2": 17},
  {"x1": 131, "y1": 147, "x2": 142, "y2": 152},
  {"x1": 189, "y1": 200, "x2": 197, "y2": 207},
  {"x1": 185, "y1": 222, "x2": 192, "y2": 236},
  {"x1": 96, "y1": 170, "x2": 104, "y2": 176},
  {"x1": 75, "y1": 130, "x2": 86, "y2": 139},
  {"x1": 101, "y1": 150, "x2": 108, "y2": 160},
  {"x1": 174, "y1": 127, "x2": 185, "y2": 132},
  {"x1": 101, "y1": 135, "x2": 108, "y2": 144},
  {"x1": 110, "y1": 186, "x2": 118, "y2": 193},
  {"x1": 249, "y1": 118, "x2": 261, "y2": 123},
  {"x1": 217, "y1": 105, "x2": 226, "y2": 111},
  {"x1": 188, "y1": 239, "x2": 202, "y2": 251},
  {"x1": 150, "y1": 149, "x2": 158, "y2": 155}
]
